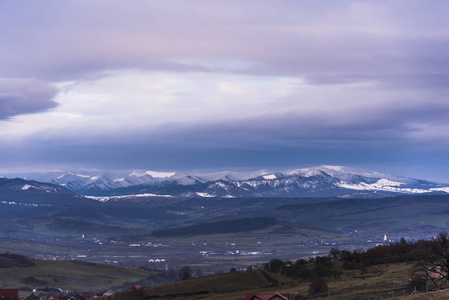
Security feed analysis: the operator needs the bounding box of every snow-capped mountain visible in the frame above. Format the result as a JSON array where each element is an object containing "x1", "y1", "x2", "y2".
[
  {"x1": 0, "y1": 177, "x2": 81, "y2": 207},
  {"x1": 5, "y1": 165, "x2": 449, "y2": 199},
  {"x1": 0, "y1": 177, "x2": 76, "y2": 194}
]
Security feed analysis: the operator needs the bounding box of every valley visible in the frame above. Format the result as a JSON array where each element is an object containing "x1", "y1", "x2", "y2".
[{"x1": 1, "y1": 179, "x2": 448, "y2": 274}]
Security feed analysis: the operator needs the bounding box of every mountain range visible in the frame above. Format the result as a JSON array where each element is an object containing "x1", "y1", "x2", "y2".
[
  {"x1": 2, "y1": 165, "x2": 449, "y2": 268},
  {"x1": 5, "y1": 165, "x2": 449, "y2": 199}
]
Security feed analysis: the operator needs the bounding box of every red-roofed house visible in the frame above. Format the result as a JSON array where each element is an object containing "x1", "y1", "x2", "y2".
[
  {"x1": 428, "y1": 265, "x2": 447, "y2": 279},
  {"x1": 129, "y1": 285, "x2": 143, "y2": 292},
  {"x1": 245, "y1": 292, "x2": 288, "y2": 300},
  {"x1": 0, "y1": 289, "x2": 19, "y2": 299}
]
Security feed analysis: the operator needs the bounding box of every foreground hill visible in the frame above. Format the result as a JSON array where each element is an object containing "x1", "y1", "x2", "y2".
[
  {"x1": 99, "y1": 262, "x2": 414, "y2": 300},
  {"x1": 0, "y1": 253, "x2": 171, "y2": 295},
  {"x1": 98, "y1": 270, "x2": 275, "y2": 300},
  {"x1": 97, "y1": 234, "x2": 449, "y2": 299},
  {"x1": 7, "y1": 165, "x2": 449, "y2": 198},
  {"x1": 396, "y1": 289, "x2": 449, "y2": 300}
]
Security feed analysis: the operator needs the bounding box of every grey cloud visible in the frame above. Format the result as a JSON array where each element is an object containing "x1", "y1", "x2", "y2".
[
  {"x1": 4, "y1": 100, "x2": 449, "y2": 180},
  {"x1": 6, "y1": 113, "x2": 445, "y2": 178},
  {"x1": 1, "y1": 1, "x2": 449, "y2": 85},
  {"x1": 143, "y1": 99, "x2": 449, "y2": 148},
  {"x1": 0, "y1": 78, "x2": 58, "y2": 119}
]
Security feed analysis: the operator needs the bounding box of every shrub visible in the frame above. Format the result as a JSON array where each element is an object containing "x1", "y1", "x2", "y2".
[
  {"x1": 407, "y1": 276, "x2": 427, "y2": 292},
  {"x1": 308, "y1": 277, "x2": 328, "y2": 295}
]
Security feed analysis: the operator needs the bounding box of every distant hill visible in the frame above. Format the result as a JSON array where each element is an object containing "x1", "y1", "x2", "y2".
[
  {"x1": 0, "y1": 177, "x2": 80, "y2": 204},
  {"x1": 152, "y1": 217, "x2": 278, "y2": 237}
]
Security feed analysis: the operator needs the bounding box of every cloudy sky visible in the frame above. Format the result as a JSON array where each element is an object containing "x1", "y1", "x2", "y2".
[{"x1": 1, "y1": 1, "x2": 449, "y2": 182}]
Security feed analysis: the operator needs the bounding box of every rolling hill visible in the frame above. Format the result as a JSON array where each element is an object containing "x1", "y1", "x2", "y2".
[{"x1": 0, "y1": 253, "x2": 173, "y2": 295}]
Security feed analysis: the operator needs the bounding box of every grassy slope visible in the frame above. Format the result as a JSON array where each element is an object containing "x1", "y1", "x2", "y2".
[
  {"x1": 99, "y1": 270, "x2": 273, "y2": 300},
  {"x1": 0, "y1": 254, "x2": 160, "y2": 295},
  {"x1": 395, "y1": 289, "x2": 449, "y2": 300},
  {"x1": 99, "y1": 261, "x2": 422, "y2": 300}
]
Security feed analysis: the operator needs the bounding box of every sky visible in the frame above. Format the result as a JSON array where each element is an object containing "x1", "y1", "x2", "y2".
[{"x1": 1, "y1": 1, "x2": 449, "y2": 182}]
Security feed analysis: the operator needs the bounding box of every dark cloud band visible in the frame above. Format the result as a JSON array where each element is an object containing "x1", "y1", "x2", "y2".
[{"x1": 0, "y1": 78, "x2": 58, "y2": 119}]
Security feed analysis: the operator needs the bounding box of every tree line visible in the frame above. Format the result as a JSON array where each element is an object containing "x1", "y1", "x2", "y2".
[{"x1": 263, "y1": 232, "x2": 449, "y2": 294}]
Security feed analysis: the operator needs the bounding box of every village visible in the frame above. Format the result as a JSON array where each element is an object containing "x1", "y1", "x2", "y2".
[
  {"x1": 27, "y1": 230, "x2": 415, "y2": 273},
  {"x1": 4, "y1": 233, "x2": 449, "y2": 300}
]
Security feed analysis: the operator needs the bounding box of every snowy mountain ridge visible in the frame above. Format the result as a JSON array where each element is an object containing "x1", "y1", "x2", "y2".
[{"x1": 5, "y1": 165, "x2": 449, "y2": 199}]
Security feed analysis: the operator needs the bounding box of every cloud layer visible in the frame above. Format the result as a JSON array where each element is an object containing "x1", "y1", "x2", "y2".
[{"x1": 0, "y1": 1, "x2": 449, "y2": 181}]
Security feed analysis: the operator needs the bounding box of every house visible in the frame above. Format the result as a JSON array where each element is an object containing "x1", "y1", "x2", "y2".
[
  {"x1": 428, "y1": 265, "x2": 447, "y2": 279},
  {"x1": 102, "y1": 290, "x2": 116, "y2": 297},
  {"x1": 0, "y1": 289, "x2": 19, "y2": 299},
  {"x1": 245, "y1": 292, "x2": 288, "y2": 300},
  {"x1": 129, "y1": 285, "x2": 143, "y2": 292}
]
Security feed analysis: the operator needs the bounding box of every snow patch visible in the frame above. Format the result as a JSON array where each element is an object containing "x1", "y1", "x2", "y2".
[
  {"x1": 130, "y1": 170, "x2": 176, "y2": 178},
  {"x1": 322, "y1": 165, "x2": 344, "y2": 172},
  {"x1": 430, "y1": 187, "x2": 449, "y2": 193},
  {"x1": 337, "y1": 179, "x2": 430, "y2": 194},
  {"x1": 85, "y1": 193, "x2": 174, "y2": 202},
  {"x1": 215, "y1": 182, "x2": 229, "y2": 188},
  {"x1": 244, "y1": 181, "x2": 261, "y2": 188},
  {"x1": 22, "y1": 184, "x2": 33, "y2": 190},
  {"x1": 68, "y1": 172, "x2": 91, "y2": 178},
  {"x1": 287, "y1": 168, "x2": 323, "y2": 177},
  {"x1": 263, "y1": 174, "x2": 277, "y2": 180},
  {"x1": 196, "y1": 192, "x2": 214, "y2": 198}
]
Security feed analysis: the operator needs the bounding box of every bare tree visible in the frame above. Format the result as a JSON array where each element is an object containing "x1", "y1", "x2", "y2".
[
  {"x1": 328, "y1": 248, "x2": 341, "y2": 260},
  {"x1": 179, "y1": 266, "x2": 192, "y2": 280},
  {"x1": 413, "y1": 232, "x2": 449, "y2": 289}
]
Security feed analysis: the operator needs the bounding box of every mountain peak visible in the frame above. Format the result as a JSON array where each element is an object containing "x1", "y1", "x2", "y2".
[{"x1": 129, "y1": 170, "x2": 176, "y2": 178}]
